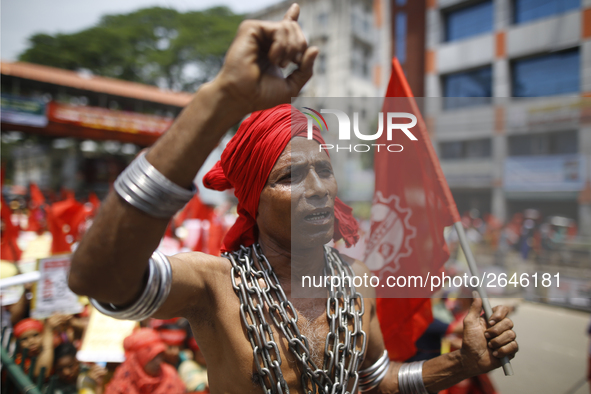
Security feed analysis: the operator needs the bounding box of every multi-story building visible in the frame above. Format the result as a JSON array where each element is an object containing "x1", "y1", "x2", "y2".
[{"x1": 419, "y1": 0, "x2": 591, "y2": 235}]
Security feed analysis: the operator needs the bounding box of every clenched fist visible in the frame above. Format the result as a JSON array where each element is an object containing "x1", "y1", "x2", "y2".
[{"x1": 213, "y1": 3, "x2": 319, "y2": 114}]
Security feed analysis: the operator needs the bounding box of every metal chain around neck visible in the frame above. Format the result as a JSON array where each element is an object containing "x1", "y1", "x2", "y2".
[{"x1": 223, "y1": 244, "x2": 366, "y2": 394}]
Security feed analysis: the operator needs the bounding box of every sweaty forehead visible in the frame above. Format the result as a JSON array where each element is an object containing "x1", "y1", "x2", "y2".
[{"x1": 273, "y1": 137, "x2": 330, "y2": 169}]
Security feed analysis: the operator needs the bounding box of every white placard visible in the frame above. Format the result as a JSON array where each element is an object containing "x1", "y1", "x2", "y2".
[
  {"x1": 77, "y1": 307, "x2": 137, "y2": 363},
  {"x1": 31, "y1": 255, "x2": 83, "y2": 319}
]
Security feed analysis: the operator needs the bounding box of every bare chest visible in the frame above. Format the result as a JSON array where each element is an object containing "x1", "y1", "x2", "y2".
[{"x1": 193, "y1": 282, "x2": 368, "y2": 394}]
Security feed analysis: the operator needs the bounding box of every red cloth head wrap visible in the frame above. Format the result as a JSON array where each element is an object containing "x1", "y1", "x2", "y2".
[
  {"x1": 107, "y1": 328, "x2": 185, "y2": 394},
  {"x1": 14, "y1": 318, "x2": 44, "y2": 338},
  {"x1": 123, "y1": 328, "x2": 167, "y2": 367},
  {"x1": 157, "y1": 329, "x2": 187, "y2": 346},
  {"x1": 203, "y1": 104, "x2": 359, "y2": 253}
]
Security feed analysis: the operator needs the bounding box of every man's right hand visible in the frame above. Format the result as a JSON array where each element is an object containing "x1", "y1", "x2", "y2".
[{"x1": 214, "y1": 3, "x2": 318, "y2": 114}]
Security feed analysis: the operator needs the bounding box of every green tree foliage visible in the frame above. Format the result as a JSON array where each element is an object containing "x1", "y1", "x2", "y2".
[{"x1": 19, "y1": 7, "x2": 243, "y2": 91}]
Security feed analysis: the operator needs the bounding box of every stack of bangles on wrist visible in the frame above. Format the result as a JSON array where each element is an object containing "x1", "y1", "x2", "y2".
[
  {"x1": 89, "y1": 251, "x2": 172, "y2": 321},
  {"x1": 398, "y1": 361, "x2": 429, "y2": 394},
  {"x1": 359, "y1": 350, "x2": 390, "y2": 391},
  {"x1": 114, "y1": 152, "x2": 196, "y2": 218},
  {"x1": 89, "y1": 152, "x2": 194, "y2": 320}
]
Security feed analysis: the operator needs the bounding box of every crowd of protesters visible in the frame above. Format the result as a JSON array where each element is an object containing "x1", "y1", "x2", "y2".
[
  {"x1": 445, "y1": 209, "x2": 580, "y2": 264},
  {"x1": 1, "y1": 182, "x2": 229, "y2": 393},
  {"x1": 5, "y1": 308, "x2": 210, "y2": 393}
]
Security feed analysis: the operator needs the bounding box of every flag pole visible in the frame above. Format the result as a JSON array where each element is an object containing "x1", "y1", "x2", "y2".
[{"x1": 453, "y1": 221, "x2": 514, "y2": 376}]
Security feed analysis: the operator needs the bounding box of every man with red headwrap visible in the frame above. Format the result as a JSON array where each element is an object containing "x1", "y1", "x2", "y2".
[
  {"x1": 105, "y1": 328, "x2": 185, "y2": 394},
  {"x1": 70, "y1": 4, "x2": 517, "y2": 393},
  {"x1": 13, "y1": 316, "x2": 62, "y2": 379}
]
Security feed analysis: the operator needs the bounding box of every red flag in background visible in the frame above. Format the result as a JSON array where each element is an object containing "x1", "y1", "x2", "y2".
[
  {"x1": 368, "y1": 59, "x2": 461, "y2": 361},
  {"x1": 174, "y1": 195, "x2": 217, "y2": 253},
  {"x1": 207, "y1": 217, "x2": 225, "y2": 256},
  {"x1": 174, "y1": 194, "x2": 214, "y2": 227},
  {"x1": 29, "y1": 183, "x2": 46, "y2": 207},
  {"x1": 27, "y1": 183, "x2": 46, "y2": 233},
  {"x1": 1, "y1": 196, "x2": 22, "y2": 261},
  {"x1": 46, "y1": 193, "x2": 84, "y2": 255}
]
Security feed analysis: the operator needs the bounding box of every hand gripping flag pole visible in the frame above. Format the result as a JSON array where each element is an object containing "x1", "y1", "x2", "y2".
[{"x1": 453, "y1": 222, "x2": 514, "y2": 376}]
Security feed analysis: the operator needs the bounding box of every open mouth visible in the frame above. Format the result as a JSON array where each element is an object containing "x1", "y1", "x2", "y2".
[{"x1": 304, "y1": 210, "x2": 332, "y2": 223}]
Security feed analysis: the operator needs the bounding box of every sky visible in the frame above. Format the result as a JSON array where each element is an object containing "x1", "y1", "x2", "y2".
[{"x1": 1, "y1": 0, "x2": 282, "y2": 61}]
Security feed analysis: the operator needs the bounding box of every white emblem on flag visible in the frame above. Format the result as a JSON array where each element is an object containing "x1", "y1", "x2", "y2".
[{"x1": 365, "y1": 191, "x2": 416, "y2": 275}]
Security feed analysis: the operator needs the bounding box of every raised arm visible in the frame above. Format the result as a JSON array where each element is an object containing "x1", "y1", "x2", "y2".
[{"x1": 68, "y1": 4, "x2": 318, "y2": 318}]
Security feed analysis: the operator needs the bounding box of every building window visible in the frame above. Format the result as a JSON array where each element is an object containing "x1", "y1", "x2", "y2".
[
  {"x1": 351, "y1": 40, "x2": 372, "y2": 79},
  {"x1": 512, "y1": 49, "x2": 579, "y2": 97},
  {"x1": 445, "y1": 0, "x2": 493, "y2": 42},
  {"x1": 440, "y1": 138, "x2": 492, "y2": 159},
  {"x1": 442, "y1": 66, "x2": 492, "y2": 109},
  {"x1": 395, "y1": 12, "x2": 407, "y2": 64},
  {"x1": 513, "y1": 0, "x2": 580, "y2": 24},
  {"x1": 508, "y1": 131, "x2": 578, "y2": 156},
  {"x1": 317, "y1": 54, "x2": 326, "y2": 75}
]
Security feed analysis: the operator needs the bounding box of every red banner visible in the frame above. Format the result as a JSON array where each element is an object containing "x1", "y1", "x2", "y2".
[{"x1": 47, "y1": 102, "x2": 174, "y2": 136}]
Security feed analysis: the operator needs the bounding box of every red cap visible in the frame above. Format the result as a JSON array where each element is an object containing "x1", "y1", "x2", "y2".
[{"x1": 13, "y1": 318, "x2": 44, "y2": 338}]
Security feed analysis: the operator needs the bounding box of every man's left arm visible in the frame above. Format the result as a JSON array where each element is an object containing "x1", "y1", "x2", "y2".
[
  {"x1": 361, "y1": 295, "x2": 518, "y2": 394},
  {"x1": 347, "y1": 257, "x2": 518, "y2": 393}
]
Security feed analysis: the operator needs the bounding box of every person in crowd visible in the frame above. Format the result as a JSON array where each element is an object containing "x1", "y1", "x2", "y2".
[
  {"x1": 155, "y1": 322, "x2": 187, "y2": 368},
  {"x1": 406, "y1": 297, "x2": 454, "y2": 363},
  {"x1": 178, "y1": 336, "x2": 208, "y2": 393},
  {"x1": 105, "y1": 328, "x2": 185, "y2": 394},
  {"x1": 50, "y1": 312, "x2": 89, "y2": 349},
  {"x1": 13, "y1": 316, "x2": 58, "y2": 378},
  {"x1": 69, "y1": 4, "x2": 518, "y2": 393},
  {"x1": 52, "y1": 342, "x2": 107, "y2": 394},
  {"x1": 9, "y1": 283, "x2": 33, "y2": 326}
]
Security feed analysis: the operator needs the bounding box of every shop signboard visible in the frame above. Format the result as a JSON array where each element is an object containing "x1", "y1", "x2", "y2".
[
  {"x1": 504, "y1": 154, "x2": 586, "y2": 192},
  {"x1": 47, "y1": 102, "x2": 174, "y2": 135},
  {"x1": 0, "y1": 95, "x2": 48, "y2": 127}
]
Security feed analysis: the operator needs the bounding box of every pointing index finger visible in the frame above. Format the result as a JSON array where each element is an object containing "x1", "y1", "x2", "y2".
[{"x1": 284, "y1": 3, "x2": 300, "y2": 21}]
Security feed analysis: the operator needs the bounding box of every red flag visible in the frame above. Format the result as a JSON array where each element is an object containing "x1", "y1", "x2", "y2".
[
  {"x1": 207, "y1": 216, "x2": 225, "y2": 256},
  {"x1": 29, "y1": 183, "x2": 46, "y2": 208},
  {"x1": 27, "y1": 183, "x2": 46, "y2": 233},
  {"x1": 1, "y1": 196, "x2": 22, "y2": 261},
  {"x1": 369, "y1": 58, "x2": 461, "y2": 361},
  {"x1": 26, "y1": 209, "x2": 43, "y2": 233},
  {"x1": 174, "y1": 194, "x2": 214, "y2": 227},
  {"x1": 46, "y1": 194, "x2": 84, "y2": 255},
  {"x1": 46, "y1": 206, "x2": 72, "y2": 255}
]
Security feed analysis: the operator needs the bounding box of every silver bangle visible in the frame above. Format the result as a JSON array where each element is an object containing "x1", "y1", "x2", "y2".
[
  {"x1": 398, "y1": 361, "x2": 429, "y2": 394},
  {"x1": 90, "y1": 251, "x2": 172, "y2": 321},
  {"x1": 115, "y1": 152, "x2": 195, "y2": 218},
  {"x1": 359, "y1": 350, "x2": 390, "y2": 392}
]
